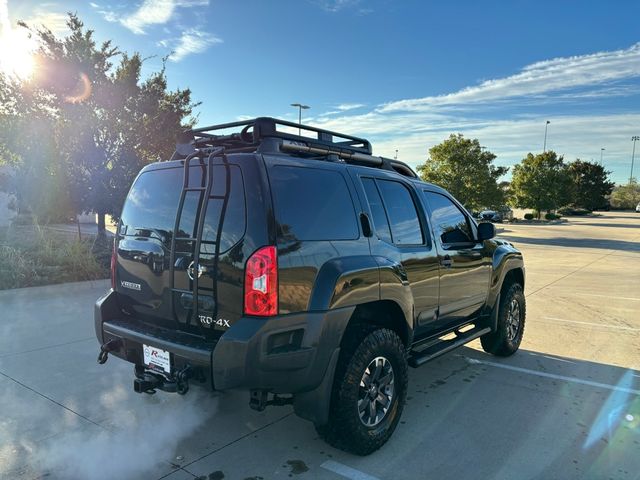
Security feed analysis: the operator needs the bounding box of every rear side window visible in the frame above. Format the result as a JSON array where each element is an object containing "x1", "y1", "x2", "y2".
[
  {"x1": 423, "y1": 191, "x2": 473, "y2": 245},
  {"x1": 361, "y1": 178, "x2": 392, "y2": 243},
  {"x1": 270, "y1": 166, "x2": 358, "y2": 241},
  {"x1": 374, "y1": 179, "x2": 423, "y2": 245},
  {"x1": 120, "y1": 165, "x2": 246, "y2": 252}
]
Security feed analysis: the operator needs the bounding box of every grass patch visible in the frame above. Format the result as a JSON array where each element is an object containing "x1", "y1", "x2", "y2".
[{"x1": 0, "y1": 224, "x2": 109, "y2": 289}]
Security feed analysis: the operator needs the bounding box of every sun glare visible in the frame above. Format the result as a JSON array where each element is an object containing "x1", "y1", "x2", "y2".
[{"x1": 0, "y1": 29, "x2": 37, "y2": 80}]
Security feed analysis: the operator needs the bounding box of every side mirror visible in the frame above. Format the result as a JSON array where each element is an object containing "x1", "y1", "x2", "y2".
[{"x1": 477, "y1": 222, "x2": 496, "y2": 241}]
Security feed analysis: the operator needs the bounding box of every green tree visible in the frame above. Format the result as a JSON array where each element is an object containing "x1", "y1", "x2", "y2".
[
  {"x1": 609, "y1": 180, "x2": 640, "y2": 209},
  {"x1": 417, "y1": 134, "x2": 508, "y2": 211},
  {"x1": 12, "y1": 14, "x2": 199, "y2": 231},
  {"x1": 566, "y1": 159, "x2": 614, "y2": 210},
  {"x1": 510, "y1": 151, "x2": 571, "y2": 218}
]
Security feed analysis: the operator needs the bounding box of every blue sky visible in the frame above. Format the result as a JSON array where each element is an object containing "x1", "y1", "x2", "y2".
[{"x1": 3, "y1": 0, "x2": 640, "y2": 183}]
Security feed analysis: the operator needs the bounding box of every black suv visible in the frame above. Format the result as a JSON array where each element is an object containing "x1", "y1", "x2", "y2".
[{"x1": 95, "y1": 117, "x2": 525, "y2": 454}]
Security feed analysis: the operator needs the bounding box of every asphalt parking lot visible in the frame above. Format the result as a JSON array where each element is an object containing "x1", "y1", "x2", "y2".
[{"x1": 1, "y1": 211, "x2": 639, "y2": 480}]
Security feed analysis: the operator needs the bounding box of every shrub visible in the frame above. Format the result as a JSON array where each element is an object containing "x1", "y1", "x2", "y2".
[
  {"x1": 545, "y1": 212, "x2": 556, "y2": 220},
  {"x1": 524, "y1": 213, "x2": 534, "y2": 220},
  {"x1": 0, "y1": 225, "x2": 109, "y2": 289}
]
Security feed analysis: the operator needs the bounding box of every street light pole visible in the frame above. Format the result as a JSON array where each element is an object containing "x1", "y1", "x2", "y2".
[
  {"x1": 290, "y1": 103, "x2": 310, "y2": 135},
  {"x1": 631, "y1": 136, "x2": 639, "y2": 184},
  {"x1": 600, "y1": 147, "x2": 605, "y2": 165},
  {"x1": 543, "y1": 120, "x2": 550, "y2": 153}
]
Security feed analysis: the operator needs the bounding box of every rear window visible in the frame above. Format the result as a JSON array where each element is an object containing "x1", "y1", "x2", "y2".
[
  {"x1": 269, "y1": 166, "x2": 358, "y2": 241},
  {"x1": 119, "y1": 165, "x2": 246, "y2": 252}
]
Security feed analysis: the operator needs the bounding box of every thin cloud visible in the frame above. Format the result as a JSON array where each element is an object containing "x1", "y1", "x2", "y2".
[
  {"x1": 336, "y1": 103, "x2": 365, "y2": 111},
  {"x1": 159, "y1": 28, "x2": 222, "y2": 62},
  {"x1": 369, "y1": 113, "x2": 640, "y2": 182},
  {"x1": 311, "y1": 43, "x2": 640, "y2": 184},
  {"x1": 318, "y1": 103, "x2": 366, "y2": 116},
  {"x1": 313, "y1": 0, "x2": 362, "y2": 13},
  {"x1": 121, "y1": 0, "x2": 176, "y2": 34},
  {"x1": 22, "y1": 11, "x2": 69, "y2": 33},
  {"x1": 92, "y1": 0, "x2": 209, "y2": 34},
  {"x1": 380, "y1": 43, "x2": 640, "y2": 112},
  {"x1": 1, "y1": 0, "x2": 68, "y2": 35}
]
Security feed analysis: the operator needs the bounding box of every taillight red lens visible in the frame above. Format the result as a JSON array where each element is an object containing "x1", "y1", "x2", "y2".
[
  {"x1": 110, "y1": 239, "x2": 117, "y2": 290},
  {"x1": 244, "y1": 246, "x2": 278, "y2": 316}
]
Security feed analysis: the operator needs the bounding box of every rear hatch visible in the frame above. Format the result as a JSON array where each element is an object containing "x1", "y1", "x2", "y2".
[{"x1": 115, "y1": 159, "x2": 248, "y2": 340}]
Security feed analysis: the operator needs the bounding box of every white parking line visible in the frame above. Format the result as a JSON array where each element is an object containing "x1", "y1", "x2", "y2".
[
  {"x1": 525, "y1": 352, "x2": 577, "y2": 364},
  {"x1": 465, "y1": 357, "x2": 640, "y2": 395},
  {"x1": 321, "y1": 460, "x2": 381, "y2": 480},
  {"x1": 573, "y1": 292, "x2": 640, "y2": 301},
  {"x1": 542, "y1": 316, "x2": 640, "y2": 332}
]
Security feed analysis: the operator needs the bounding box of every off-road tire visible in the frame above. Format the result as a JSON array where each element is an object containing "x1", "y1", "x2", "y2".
[
  {"x1": 315, "y1": 328, "x2": 408, "y2": 455},
  {"x1": 481, "y1": 282, "x2": 526, "y2": 356}
]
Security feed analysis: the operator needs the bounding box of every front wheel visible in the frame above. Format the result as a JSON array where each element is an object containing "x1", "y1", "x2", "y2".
[
  {"x1": 481, "y1": 282, "x2": 526, "y2": 356},
  {"x1": 315, "y1": 328, "x2": 408, "y2": 455}
]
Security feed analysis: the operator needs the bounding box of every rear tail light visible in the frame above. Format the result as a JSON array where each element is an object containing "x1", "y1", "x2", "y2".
[
  {"x1": 244, "y1": 246, "x2": 278, "y2": 316},
  {"x1": 110, "y1": 238, "x2": 117, "y2": 290}
]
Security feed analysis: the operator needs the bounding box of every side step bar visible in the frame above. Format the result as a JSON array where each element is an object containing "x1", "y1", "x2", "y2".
[{"x1": 408, "y1": 326, "x2": 491, "y2": 368}]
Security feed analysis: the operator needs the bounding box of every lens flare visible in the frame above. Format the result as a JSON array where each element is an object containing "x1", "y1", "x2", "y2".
[{"x1": 64, "y1": 72, "x2": 92, "y2": 104}]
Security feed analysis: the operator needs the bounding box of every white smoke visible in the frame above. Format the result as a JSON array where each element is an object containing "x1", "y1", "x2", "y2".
[{"x1": 1, "y1": 382, "x2": 218, "y2": 479}]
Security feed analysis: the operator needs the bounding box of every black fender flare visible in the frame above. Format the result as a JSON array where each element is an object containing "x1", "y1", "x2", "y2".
[
  {"x1": 309, "y1": 255, "x2": 381, "y2": 311},
  {"x1": 485, "y1": 242, "x2": 525, "y2": 330}
]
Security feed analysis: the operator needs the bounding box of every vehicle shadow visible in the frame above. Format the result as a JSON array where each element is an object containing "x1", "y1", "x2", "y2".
[
  {"x1": 168, "y1": 346, "x2": 640, "y2": 479},
  {"x1": 593, "y1": 213, "x2": 639, "y2": 219},
  {"x1": 385, "y1": 346, "x2": 640, "y2": 480},
  {"x1": 498, "y1": 235, "x2": 640, "y2": 251},
  {"x1": 571, "y1": 222, "x2": 640, "y2": 229}
]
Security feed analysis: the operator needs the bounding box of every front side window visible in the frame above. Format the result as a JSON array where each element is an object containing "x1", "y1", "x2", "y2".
[{"x1": 423, "y1": 191, "x2": 474, "y2": 246}]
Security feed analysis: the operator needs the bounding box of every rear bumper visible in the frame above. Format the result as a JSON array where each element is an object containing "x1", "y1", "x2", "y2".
[{"x1": 95, "y1": 289, "x2": 352, "y2": 397}]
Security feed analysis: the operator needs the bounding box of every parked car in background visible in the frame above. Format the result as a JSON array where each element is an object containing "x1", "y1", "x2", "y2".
[
  {"x1": 636, "y1": 202, "x2": 640, "y2": 213},
  {"x1": 497, "y1": 205, "x2": 514, "y2": 221},
  {"x1": 478, "y1": 210, "x2": 502, "y2": 223}
]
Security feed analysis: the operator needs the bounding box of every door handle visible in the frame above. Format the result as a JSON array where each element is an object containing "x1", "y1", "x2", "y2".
[{"x1": 441, "y1": 255, "x2": 453, "y2": 268}]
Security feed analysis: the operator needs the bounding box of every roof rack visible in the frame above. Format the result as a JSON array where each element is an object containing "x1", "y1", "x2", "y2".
[{"x1": 169, "y1": 117, "x2": 417, "y2": 178}]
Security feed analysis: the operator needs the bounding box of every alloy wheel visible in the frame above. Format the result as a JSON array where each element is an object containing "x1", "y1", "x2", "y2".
[{"x1": 357, "y1": 356, "x2": 395, "y2": 427}]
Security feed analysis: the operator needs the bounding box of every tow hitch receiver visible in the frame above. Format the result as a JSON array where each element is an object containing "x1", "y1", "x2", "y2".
[{"x1": 134, "y1": 364, "x2": 192, "y2": 395}]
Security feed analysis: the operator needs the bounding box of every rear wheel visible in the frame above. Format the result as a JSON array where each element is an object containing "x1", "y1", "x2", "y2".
[
  {"x1": 315, "y1": 328, "x2": 408, "y2": 455},
  {"x1": 481, "y1": 282, "x2": 526, "y2": 356}
]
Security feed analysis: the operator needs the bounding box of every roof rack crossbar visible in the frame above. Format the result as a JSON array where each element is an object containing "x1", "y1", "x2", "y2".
[
  {"x1": 172, "y1": 117, "x2": 371, "y2": 157},
  {"x1": 169, "y1": 117, "x2": 417, "y2": 178}
]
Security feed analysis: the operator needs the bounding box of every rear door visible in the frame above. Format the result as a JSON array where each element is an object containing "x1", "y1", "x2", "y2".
[
  {"x1": 116, "y1": 161, "x2": 248, "y2": 339},
  {"x1": 353, "y1": 172, "x2": 440, "y2": 337}
]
